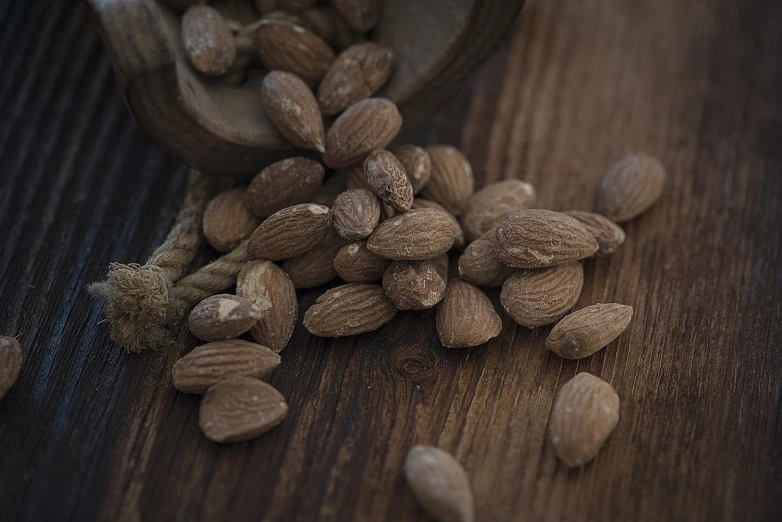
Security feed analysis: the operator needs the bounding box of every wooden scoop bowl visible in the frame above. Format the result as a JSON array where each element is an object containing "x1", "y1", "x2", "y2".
[{"x1": 87, "y1": 0, "x2": 525, "y2": 177}]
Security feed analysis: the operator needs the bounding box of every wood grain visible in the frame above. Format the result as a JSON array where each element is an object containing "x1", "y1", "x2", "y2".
[{"x1": 1, "y1": 0, "x2": 781, "y2": 521}]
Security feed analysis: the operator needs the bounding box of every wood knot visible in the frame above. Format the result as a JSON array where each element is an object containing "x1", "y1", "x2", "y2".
[{"x1": 392, "y1": 347, "x2": 435, "y2": 383}]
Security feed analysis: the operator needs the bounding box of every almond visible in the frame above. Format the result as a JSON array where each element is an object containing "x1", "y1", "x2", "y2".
[
  {"x1": 420, "y1": 146, "x2": 474, "y2": 216},
  {"x1": 364, "y1": 149, "x2": 414, "y2": 211},
  {"x1": 383, "y1": 261, "x2": 446, "y2": 310},
  {"x1": 331, "y1": 189, "x2": 381, "y2": 240},
  {"x1": 333, "y1": 241, "x2": 391, "y2": 282},
  {"x1": 298, "y1": 7, "x2": 363, "y2": 51},
  {"x1": 430, "y1": 253, "x2": 450, "y2": 284},
  {"x1": 303, "y1": 283, "x2": 397, "y2": 336},
  {"x1": 202, "y1": 188, "x2": 261, "y2": 252},
  {"x1": 404, "y1": 445, "x2": 474, "y2": 522},
  {"x1": 188, "y1": 294, "x2": 263, "y2": 341},
  {"x1": 549, "y1": 372, "x2": 620, "y2": 467},
  {"x1": 546, "y1": 304, "x2": 633, "y2": 359},
  {"x1": 317, "y1": 42, "x2": 394, "y2": 115},
  {"x1": 255, "y1": 19, "x2": 335, "y2": 87},
  {"x1": 436, "y1": 278, "x2": 502, "y2": 348},
  {"x1": 563, "y1": 210, "x2": 626, "y2": 257},
  {"x1": 457, "y1": 231, "x2": 514, "y2": 288},
  {"x1": 411, "y1": 198, "x2": 466, "y2": 249},
  {"x1": 248, "y1": 203, "x2": 332, "y2": 261},
  {"x1": 200, "y1": 376, "x2": 288, "y2": 443},
  {"x1": 181, "y1": 6, "x2": 236, "y2": 76},
  {"x1": 494, "y1": 210, "x2": 598, "y2": 268},
  {"x1": 366, "y1": 208, "x2": 455, "y2": 260},
  {"x1": 324, "y1": 98, "x2": 402, "y2": 168},
  {"x1": 500, "y1": 263, "x2": 584, "y2": 328},
  {"x1": 172, "y1": 339, "x2": 281, "y2": 394},
  {"x1": 261, "y1": 71, "x2": 326, "y2": 152},
  {"x1": 596, "y1": 154, "x2": 666, "y2": 223},
  {"x1": 236, "y1": 260, "x2": 298, "y2": 352},
  {"x1": 395, "y1": 144, "x2": 431, "y2": 194},
  {"x1": 330, "y1": 0, "x2": 378, "y2": 32},
  {"x1": 245, "y1": 157, "x2": 325, "y2": 218},
  {"x1": 281, "y1": 229, "x2": 346, "y2": 288},
  {"x1": 461, "y1": 180, "x2": 535, "y2": 242},
  {"x1": 0, "y1": 336, "x2": 22, "y2": 401}
]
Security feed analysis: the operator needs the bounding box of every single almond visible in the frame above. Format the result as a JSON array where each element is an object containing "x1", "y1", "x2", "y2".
[
  {"x1": 317, "y1": 42, "x2": 394, "y2": 115},
  {"x1": 188, "y1": 294, "x2": 263, "y2": 341},
  {"x1": 203, "y1": 188, "x2": 261, "y2": 252},
  {"x1": 303, "y1": 283, "x2": 397, "y2": 336},
  {"x1": 199, "y1": 376, "x2": 288, "y2": 443},
  {"x1": 248, "y1": 203, "x2": 332, "y2": 261},
  {"x1": 461, "y1": 180, "x2": 536, "y2": 242},
  {"x1": 437, "y1": 278, "x2": 502, "y2": 348},
  {"x1": 549, "y1": 372, "x2": 620, "y2": 467},
  {"x1": 331, "y1": 189, "x2": 381, "y2": 240},
  {"x1": 364, "y1": 149, "x2": 414, "y2": 211},
  {"x1": 330, "y1": 0, "x2": 378, "y2": 32},
  {"x1": 404, "y1": 445, "x2": 475, "y2": 522},
  {"x1": 395, "y1": 144, "x2": 431, "y2": 194},
  {"x1": 597, "y1": 153, "x2": 666, "y2": 223},
  {"x1": 383, "y1": 261, "x2": 446, "y2": 310},
  {"x1": 411, "y1": 198, "x2": 466, "y2": 249},
  {"x1": 366, "y1": 208, "x2": 455, "y2": 261},
  {"x1": 546, "y1": 303, "x2": 633, "y2": 359},
  {"x1": 255, "y1": 19, "x2": 335, "y2": 87},
  {"x1": 563, "y1": 210, "x2": 626, "y2": 257},
  {"x1": 0, "y1": 336, "x2": 22, "y2": 401},
  {"x1": 261, "y1": 71, "x2": 326, "y2": 152},
  {"x1": 333, "y1": 241, "x2": 392, "y2": 282},
  {"x1": 281, "y1": 228, "x2": 346, "y2": 288},
  {"x1": 420, "y1": 146, "x2": 474, "y2": 216},
  {"x1": 457, "y1": 231, "x2": 514, "y2": 287},
  {"x1": 324, "y1": 98, "x2": 402, "y2": 168},
  {"x1": 172, "y1": 339, "x2": 281, "y2": 394},
  {"x1": 500, "y1": 263, "x2": 584, "y2": 328},
  {"x1": 494, "y1": 210, "x2": 598, "y2": 268},
  {"x1": 236, "y1": 260, "x2": 298, "y2": 352},
  {"x1": 245, "y1": 157, "x2": 325, "y2": 218},
  {"x1": 429, "y1": 253, "x2": 450, "y2": 284},
  {"x1": 181, "y1": 5, "x2": 236, "y2": 76}
]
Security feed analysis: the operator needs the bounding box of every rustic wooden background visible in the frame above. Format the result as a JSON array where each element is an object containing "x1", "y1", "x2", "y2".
[{"x1": 1, "y1": 0, "x2": 781, "y2": 520}]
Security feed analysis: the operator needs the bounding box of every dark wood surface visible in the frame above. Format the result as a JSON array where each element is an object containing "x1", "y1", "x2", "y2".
[{"x1": 1, "y1": 0, "x2": 781, "y2": 521}]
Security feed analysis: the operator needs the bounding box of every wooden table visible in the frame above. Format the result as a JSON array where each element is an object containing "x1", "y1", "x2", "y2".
[{"x1": 1, "y1": 0, "x2": 780, "y2": 520}]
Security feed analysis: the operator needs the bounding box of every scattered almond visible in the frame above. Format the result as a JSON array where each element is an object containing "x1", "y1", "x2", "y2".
[
  {"x1": 330, "y1": 0, "x2": 378, "y2": 32},
  {"x1": 364, "y1": 149, "x2": 414, "y2": 211},
  {"x1": 457, "y1": 231, "x2": 514, "y2": 287},
  {"x1": 395, "y1": 144, "x2": 431, "y2": 194},
  {"x1": 248, "y1": 203, "x2": 332, "y2": 261},
  {"x1": 461, "y1": 180, "x2": 535, "y2": 242},
  {"x1": 181, "y1": 5, "x2": 236, "y2": 76},
  {"x1": 404, "y1": 445, "x2": 475, "y2": 522},
  {"x1": 324, "y1": 98, "x2": 403, "y2": 168},
  {"x1": 500, "y1": 263, "x2": 584, "y2": 328},
  {"x1": 199, "y1": 376, "x2": 288, "y2": 443},
  {"x1": 331, "y1": 189, "x2": 381, "y2": 240},
  {"x1": 549, "y1": 372, "x2": 620, "y2": 467},
  {"x1": 597, "y1": 154, "x2": 666, "y2": 223},
  {"x1": 188, "y1": 294, "x2": 263, "y2": 341},
  {"x1": 546, "y1": 303, "x2": 633, "y2": 359},
  {"x1": 366, "y1": 208, "x2": 455, "y2": 261},
  {"x1": 281, "y1": 229, "x2": 346, "y2": 288},
  {"x1": 255, "y1": 19, "x2": 335, "y2": 87},
  {"x1": 383, "y1": 261, "x2": 446, "y2": 310},
  {"x1": 420, "y1": 146, "x2": 474, "y2": 216},
  {"x1": 437, "y1": 278, "x2": 502, "y2": 348},
  {"x1": 494, "y1": 210, "x2": 598, "y2": 268},
  {"x1": 173, "y1": 339, "x2": 281, "y2": 394},
  {"x1": 333, "y1": 241, "x2": 392, "y2": 282},
  {"x1": 564, "y1": 210, "x2": 626, "y2": 257},
  {"x1": 261, "y1": 71, "x2": 326, "y2": 152},
  {"x1": 203, "y1": 188, "x2": 261, "y2": 252},
  {"x1": 317, "y1": 42, "x2": 394, "y2": 115},
  {"x1": 303, "y1": 283, "x2": 397, "y2": 336},
  {"x1": 245, "y1": 157, "x2": 325, "y2": 218},
  {"x1": 0, "y1": 336, "x2": 22, "y2": 401},
  {"x1": 411, "y1": 198, "x2": 466, "y2": 249}
]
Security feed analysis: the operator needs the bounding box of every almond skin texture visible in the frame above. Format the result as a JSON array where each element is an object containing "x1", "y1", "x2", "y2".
[
  {"x1": 364, "y1": 149, "x2": 414, "y2": 211},
  {"x1": 437, "y1": 278, "x2": 502, "y2": 348},
  {"x1": 333, "y1": 241, "x2": 391, "y2": 282},
  {"x1": 546, "y1": 304, "x2": 633, "y2": 359},
  {"x1": 188, "y1": 294, "x2": 263, "y2": 341},
  {"x1": 501, "y1": 263, "x2": 584, "y2": 328},
  {"x1": 549, "y1": 373, "x2": 620, "y2": 467},
  {"x1": 563, "y1": 210, "x2": 626, "y2": 257},
  {"x1": 236, "y1": 260, "x2": 298, "y2": 352},
  {"x1": 303, "y1": 283, "x2": 397, "y2": 336},
  {"x1": 324, "y1": 98, "x2": 402, "y2": 168},
  {"x1": 366, "y1": 208, "x2": 455, "y2": 261},
  {"x1": 383, "y1": 261, "x2": 446, "y2": 310},
  {"x1": 317, "y1": 42, "x2": 394, "y2": 115},
  {"x1": 420, "y1": 146, "x2": 474, "y2": 216},
  {"x1": 248, "y1": 203, "x2": 332, "y2": 261},
  {"x1": 0, "y1": 337, "x2": 22, "y2": 400},
  {"x1": 255, "y1": 19, "x2": 335, "y2": 87},
  {"x1": 395, "y1": 144, "x2": 431, "y2": 194},
  {"x1": 411, "y1": 198, "x2": 466, "y2": 249},
  {"x1": 461, "y1": 180, "x2": 536, "y2": 242},
  {"x1": 597, "y1": 154, "x2": 666, "y2": 223},
  {"x1": 172, "y1": 339, "x2": 281, "y2": 394},
  {"x1": 457, "y1": 231, "x2": 514, "y2": 288},
  {"x1": 331, "y1": 0, "x2": 378, "y2": 32},
  {"x1": 261, "y1": 71, "x2": 326, "y2": 152},
  {"x1": 245, "y1": 158, "x2": 325, "y2": 218},
  {"x1": 181, "y1": 6, "x2": 236, "y2": 76},
  {"x1": 494, "y1": 210, "x2": 598, "y2": 269},
  {"x1": 404, "y1": 445, "x2": 475, "y2": 522},
  {"x1": 282, "y1": 229, "x2": 346, "y2": 288},
  {"x1": 331, "y1": 189, "x2": 381, "y2": 240},
  {"x1": 203, "y1": 188, "x2": 261, "y2": 252},
  {"x1": 199, "y1": 376, "x2": 288, "y2": 443}
]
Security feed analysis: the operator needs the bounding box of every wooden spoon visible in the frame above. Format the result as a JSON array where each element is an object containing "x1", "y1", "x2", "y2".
[{"x1": 87, "y1": 0, "x2": 525, "y2": 177}]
